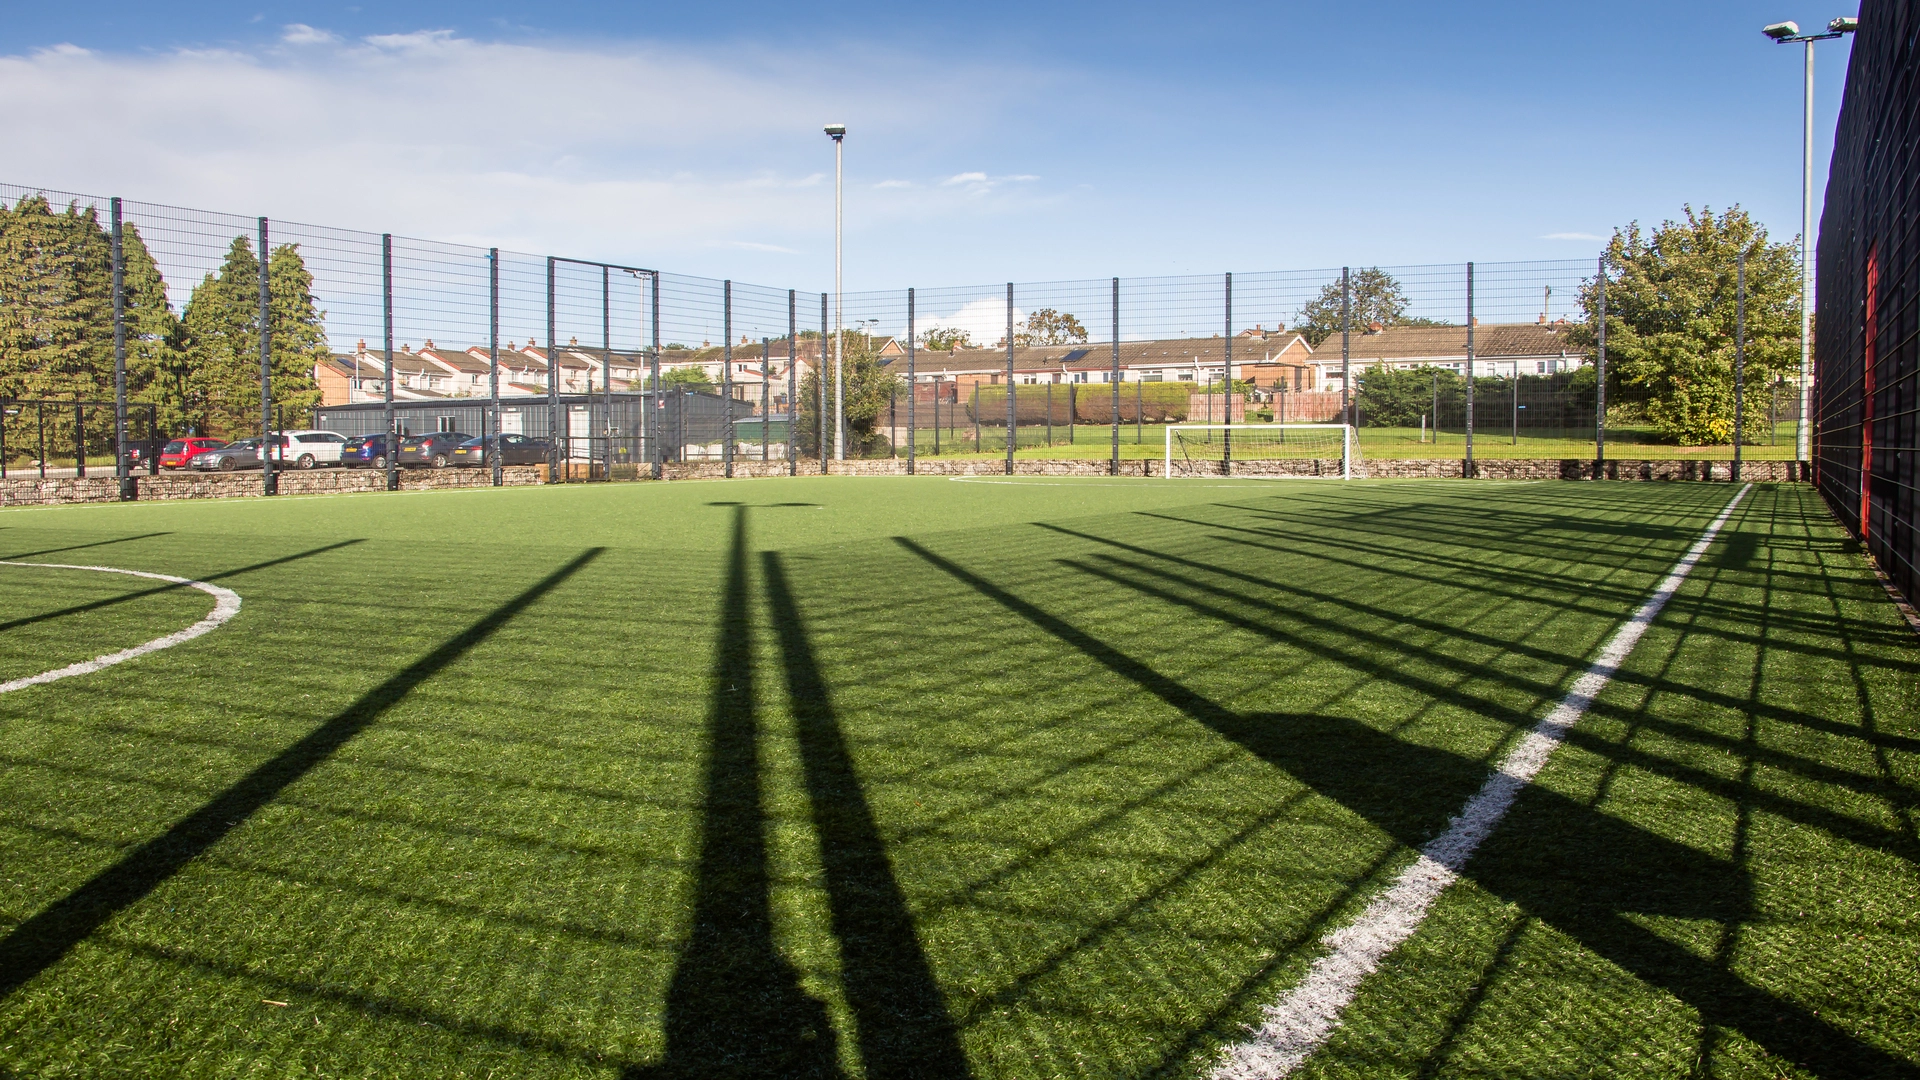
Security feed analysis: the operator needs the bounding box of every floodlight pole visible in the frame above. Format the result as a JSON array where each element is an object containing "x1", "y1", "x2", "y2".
[
  {"x1": 1735, "y1": 250, "x2": 1747, "y2": 480},
  {"x1": 1764, "y1": 19, "x2": 1855, "y2": 465},
  {"x1": 825, "y1": 124, "x2": 847, "y2": 460}
]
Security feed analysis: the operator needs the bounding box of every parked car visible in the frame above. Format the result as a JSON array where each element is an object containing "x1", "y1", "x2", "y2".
[
  {"x1": 451, "y1": 433, "x2": 551, "y2": 467},
  {"x1": 190, "y1": 438, "x2": 263, "y2": 471},
  {"x1": 398, "y1": 432, "x2": 473, "y2": 469},
  {"x1": 159, "y1": 437, "x2": 227, "y2": 470},
  {"x1": 340, "y1": 434, "x2": 395, "y2": 469},
  {"x1": 262, "y1": 430, "x2": 349, "y2": 469}
]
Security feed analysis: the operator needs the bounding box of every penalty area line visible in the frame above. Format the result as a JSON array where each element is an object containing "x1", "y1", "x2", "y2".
[
  {"x1": 0, "y1": 562, "x2": 242, "y2": 694},
  {"x1": 1210, "y1": 482, "x2": 1753, "y2": 1080}
]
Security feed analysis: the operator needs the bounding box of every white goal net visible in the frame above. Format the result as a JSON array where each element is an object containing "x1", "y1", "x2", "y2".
[{"x1": 1164, "y1": 424, "x2": 1363, "y2": 478}]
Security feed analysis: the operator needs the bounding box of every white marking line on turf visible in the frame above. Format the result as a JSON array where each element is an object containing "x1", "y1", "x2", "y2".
[
  {"x1": 0, "y1": 562, "x2": 241, "y2": 694},
  {"x1": 1211, "y1": 482, "x2": 1753, "y2": 1080}
]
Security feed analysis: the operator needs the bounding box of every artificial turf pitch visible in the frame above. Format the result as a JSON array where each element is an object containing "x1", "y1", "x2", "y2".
[{"x1": 0, "y1": 476, "x2": 1914, "y2": 1079}]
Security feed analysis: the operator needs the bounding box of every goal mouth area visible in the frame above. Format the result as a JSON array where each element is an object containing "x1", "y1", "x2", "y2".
[{"x1": 1164, "y1": 423, "x2": 1361, "y2": 479}]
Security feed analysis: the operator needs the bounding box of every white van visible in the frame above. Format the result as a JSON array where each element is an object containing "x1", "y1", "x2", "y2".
[{"x1": 264, "y1": 430, "x2": 350, "y2": 469}]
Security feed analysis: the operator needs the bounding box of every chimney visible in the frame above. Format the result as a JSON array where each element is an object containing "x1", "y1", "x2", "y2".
[
  {"x1": 1367, "y1": 321, "x2": 1384, "y2": 334},
  {"x1": 1471, "y1": 317, "x2": 1480, "y2": 327},
  {"x1": 1538, "y1": 314, "x2": 1547, "y2": 325},
  {"x1": 402, "y1": 343, "x2": 411, "y2": 353},
  {"x1": 356, "y1": 339, "x2": 367, "y2": 352},
  {"x1": 569, "y1": 336, "x2": 578, "y2": 346}
]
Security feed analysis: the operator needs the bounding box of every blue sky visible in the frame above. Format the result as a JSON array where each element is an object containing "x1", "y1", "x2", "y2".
[{"x1": 0, "y1": 1, "x2": 1861, "y2": 292}]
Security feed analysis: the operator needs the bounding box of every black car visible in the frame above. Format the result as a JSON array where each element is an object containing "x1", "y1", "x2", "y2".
[
  {"x1": 189, "y1": 438, "x2": 263, "y2": 472},
  {"x1": 341, "y1": 434, "x2": 395, "y2": 469},
  {"x1": 397, "y1": 432, "x2": 473, "y2": 468},
  {"x1": 450, "y1": 433, "x2": 551, "y2": 467}
]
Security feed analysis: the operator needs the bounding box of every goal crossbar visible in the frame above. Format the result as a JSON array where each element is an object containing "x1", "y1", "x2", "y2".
[{"x1": 1164, "y1": 423, "x2": 1359, "y2": 479}]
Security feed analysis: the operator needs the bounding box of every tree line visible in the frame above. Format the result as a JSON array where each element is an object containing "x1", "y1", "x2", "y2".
[{"x1": 0, "y1": 195, "x2": 326, "y2": 454}]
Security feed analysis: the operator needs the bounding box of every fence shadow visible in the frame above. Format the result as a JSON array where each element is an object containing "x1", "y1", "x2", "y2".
[
  {"x1": 634, "y1": 507, "x2": 841, "y2": 1080},
  {"x1": 0, "y1": 546, "x2": 603, "y2": 1002},
  {"x1": 894, "y1": 534, "x2": 1919, "y2": 1080},
  {"x1": 762, "y1": 550, "x2": 971, "y2": 1080}
]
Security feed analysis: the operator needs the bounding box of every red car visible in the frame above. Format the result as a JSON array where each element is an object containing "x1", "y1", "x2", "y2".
[{"x1": 159, "y1": 437, "x2": 227, "y2": 470}]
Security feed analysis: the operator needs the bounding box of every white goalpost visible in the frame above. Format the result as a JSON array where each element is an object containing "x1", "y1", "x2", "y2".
[{"x1": 1163, "y1": 423, "x2": 1363, "y2": 479}]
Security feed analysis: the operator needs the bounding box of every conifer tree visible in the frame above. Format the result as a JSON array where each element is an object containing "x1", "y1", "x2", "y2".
[{"x1": 179, "y1": 236, "x2": 325, "y2": 437}]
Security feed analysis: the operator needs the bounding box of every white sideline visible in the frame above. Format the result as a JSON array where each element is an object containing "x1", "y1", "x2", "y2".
[
  {"x1": 0, "y1": 562, "x2": 242, "y2": 694},
  {"x1": 1211, "y1": 483, "x2": 1753, "y2": 1080}
]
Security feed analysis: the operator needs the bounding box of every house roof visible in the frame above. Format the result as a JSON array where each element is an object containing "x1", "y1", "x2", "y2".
[
  {"x1": 882, "y1": 334, "x2": 1316, "y2": 376},
  {"x1": 1333, "y1": 322, "x2": 1582, "y2": 362}
]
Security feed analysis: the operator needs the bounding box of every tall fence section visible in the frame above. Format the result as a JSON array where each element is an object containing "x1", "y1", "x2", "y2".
[
  {"x1": 1, "y1": 179, "x2": 1809, "y2": 498},
  {"x1": 1814, "y1": 0, "x2": 1920, "y2": 609}
]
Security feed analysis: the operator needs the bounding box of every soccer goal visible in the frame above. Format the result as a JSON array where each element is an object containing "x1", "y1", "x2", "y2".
[{"x1": 1164, "y1": 423, "x2": 1363, "y2": 479}]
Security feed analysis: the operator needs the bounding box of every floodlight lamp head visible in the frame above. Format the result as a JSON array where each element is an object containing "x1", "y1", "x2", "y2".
[
  {"x1": 1762, "y1": 21, "x2": 1800, "y2": 39},
  {"x1": 824, "y1": 123, "x2": 846, "y2": 140},
  {"x1": 1828, "y1": 16, "x2": 1858, "y2": 32}
]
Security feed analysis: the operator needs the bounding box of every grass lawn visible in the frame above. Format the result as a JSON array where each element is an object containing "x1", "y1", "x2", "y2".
[
  {"x1": 877, "y1": 421, "x2": 1804, "y2": 461},
  {"x1": 0, "y1": 477, "x2": 1913, "y2": 1078}
]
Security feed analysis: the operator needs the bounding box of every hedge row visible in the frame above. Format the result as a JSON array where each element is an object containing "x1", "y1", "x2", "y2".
[{"x1": 961, "y1": 381, "x2": 1195, "y2": 426}]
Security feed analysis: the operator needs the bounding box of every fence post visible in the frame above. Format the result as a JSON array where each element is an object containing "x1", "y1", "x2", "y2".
[
  {"x1": 1465, "y1": 261, "x2": 1476, "y2": 476},
  {"x1": 1595, "y1": 254, "x2": 1607, "y2": 475},
  {"x1": 1136, "y1": 379, "x2": 1142, "y2": 445},
  {"x1": 723, "y1": 280, "x2": 734, "y2": 478},
  {"x1": 546, "y1": 257, "x2": 559, "y2": 481},
  {"x1": 1512, "y1": 373, "x2": 1518, "y2": 445},
  {"x1": 383, "y1": 234, "x2": 398, "y2": 490},
  {"x1": 1046, "y1": 382, "x2": 1054, "y2": 447},
  {"x1": 603, "y1": 265, "x2": 613, "y2": 482},
  {"x1": 1340, "y1": 267, "x2": 1351, "y2": 429},
  {"x1": 787, "y1": 289, "x2": 797, "y2": 475},
  {"x1": 652, "y1": 273, "x2": 663, "y2": 479},
  {"x1": 74, "y1": 398, "x2": 85, "y2": 478},
  {"x1": 489, "y1": 248, "x2": 502, "y2": 487},
  {"x1": 819, "y1": 293, "x2": 829, "y2": 473},
  {"x1": 1733, "y1": 250, "x2": 1747, "y2": 481},
  {"x1": 1005, "y1": 282, "x2": 1016, "y2": 474},
  {"x1": 1111, "y1": 277, "x2": 1121, "y2": 474},
  {"x1": 1224, "y1": 271, "x2": 1233, "y2": 475},
  {"x1": 761, "y1": 337, "x2": 771, "y2": 463},
  {"x1": 907, "y1": 288, "x2": 916, "y2": 474},
  {"x1": 111, "y1": 198, "x2": 133, "y2": 499},
  {"x1": 258, "y1": 217, "x2": 276, "y2": 496}
]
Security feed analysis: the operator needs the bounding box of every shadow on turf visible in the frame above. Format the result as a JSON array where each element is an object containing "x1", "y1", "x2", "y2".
[
  {"x1": 895, "y1": 534, "x2": 1920, "y2": 1080},
  {"x1": 0, "y1": 539, "x2": 366, "y2": 635},
  {"x1": 0, "y1": 531, "x2": 173, "y2": 562},
  {"x1": 0, "y1": 546, "x2": 604, "y2": 1004},
  {"x1": 632, "y1": 507, "x2": 966, "y2": 1080}
]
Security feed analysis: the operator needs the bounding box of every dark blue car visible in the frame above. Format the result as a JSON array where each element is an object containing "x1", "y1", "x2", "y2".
[{"x1": 340, "y1": 434, "x2": 394, "y2": 469}]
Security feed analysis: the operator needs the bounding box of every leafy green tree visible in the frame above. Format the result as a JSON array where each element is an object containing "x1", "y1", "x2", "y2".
[
  {"x1": 1568, "y1": 206, "x2": 1799, "y2": 444},
  {"x1": 659, "y1": 365, "x2": 715, "y2": 392},
  {"x1": 795, "y1": 335, "x2": 902, "y2": 457},
  {"x1": 1356, "y1": 366, "x2": 1459, "y2": 427},
  {"x1": 919, "y1": 326, "x2": 973, "y2": 351},
  {"x1": 1292, "y1": 268, "x2": 1447, "y2": 348},
  {"x1": 1015, "y1": 308, "x2": 1088, "y2": 346},
  {"x1": 178, "y1": 236, "x2": 324, "y2": 438}
]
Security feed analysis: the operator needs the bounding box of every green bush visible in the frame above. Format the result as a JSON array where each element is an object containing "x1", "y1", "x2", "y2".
[{"x1": 1070, "y1": 381, "x2": 1194, "y2": 424}]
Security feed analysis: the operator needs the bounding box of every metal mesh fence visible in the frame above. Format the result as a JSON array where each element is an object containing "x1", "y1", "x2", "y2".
[
  {"x1": 1814, "y1": 0, "x2": 1920, "y2": 606},
  {"x1": 2, "y1": 176, "x2": 1809, "y2": 493}
]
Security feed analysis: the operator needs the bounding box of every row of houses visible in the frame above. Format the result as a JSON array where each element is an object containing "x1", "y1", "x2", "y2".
[{"x1": 313, "y1": 321, "x2": 1590, "y2": 407}]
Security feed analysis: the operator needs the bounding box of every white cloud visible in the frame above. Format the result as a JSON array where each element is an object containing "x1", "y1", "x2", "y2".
[
  {"x1": 943, "y1": 171, "x2": 989, "y2": 186},
  {"x1": 1541, "y1": 231, "x2": 1604, "y2": 241},
  {"x1": 924, "y1": 297, "x2": 1024, "y2": 348},
  {"x1": 0, "y1": 31, "x2": 1055, "y2": 284},
  {"x1": 281, "y1": 24, "x2": 338, "y2": 46},
  {"x1": 723, "y1": 240, "x2": 801, "y2": 254}
]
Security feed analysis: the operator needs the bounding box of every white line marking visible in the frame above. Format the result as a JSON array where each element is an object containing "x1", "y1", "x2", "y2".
[
  {"x1": 1211, "y1": 483, "x2": 1753, "y2": 1080},
  {"x1": 0, "y1": 562, "x2": 242, "y2": 694}
]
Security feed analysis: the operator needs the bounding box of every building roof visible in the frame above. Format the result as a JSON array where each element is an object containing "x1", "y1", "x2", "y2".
[
  {"x1": 1333, "y1": 322, "x2": 1582, "y2": 362},
  {"x1": 883, "y1": 334, "x2": 1315, "y2": 376}
]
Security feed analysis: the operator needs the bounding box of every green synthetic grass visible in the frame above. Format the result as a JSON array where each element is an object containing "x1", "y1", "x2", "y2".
[{"x1": 0, "y1": 477, "x2": 1913, "y2": 1079}]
